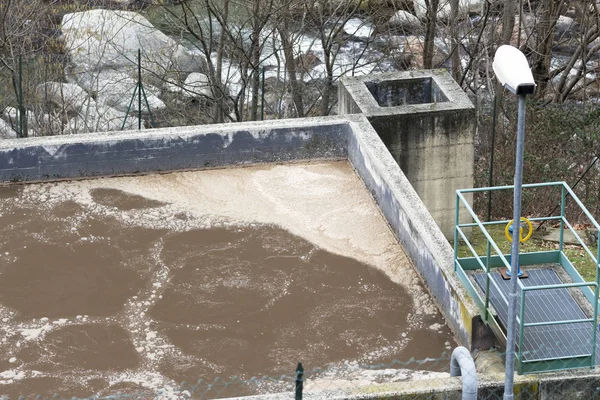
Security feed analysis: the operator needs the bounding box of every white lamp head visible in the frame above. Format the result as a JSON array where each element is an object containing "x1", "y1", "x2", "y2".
[{"x1": 492, "y1": 45, "x2": 536, "y2": 95}]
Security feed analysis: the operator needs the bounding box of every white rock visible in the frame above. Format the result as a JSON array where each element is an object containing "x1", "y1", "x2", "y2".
[
  {"x1": 413, "y1": 0, "x2": 484, "y2": 20},
  {"x1": 1, "y1": 107, "x2": 60, "y2": 136},
  {"x1": 386, "y1": 10, "x2": 421, "y2": 32},
  {"x1": 182, "y1": 72, "x2": 211, "y2": 98},
  {"x1": 343, "y1": 18, "x2": 374, "y2": 39},
  {"x1": 76, "y1": 69, "x2": 165, "y2": 113},
  {"x1": 0, "y1": 119, "x2": 17, "y2": 139},
  {"x1": 555, "y1": 15, "x2": 574, "y2": 35},
  {"x1": 66, "y1": 98, "x2": 141, "y2": 134},
  {"x1": 61, "y1": 10, "x2": 203, "y2": 76},
  {"x1": 37, "y1": 82, "x2": 90, "y2": 113}
]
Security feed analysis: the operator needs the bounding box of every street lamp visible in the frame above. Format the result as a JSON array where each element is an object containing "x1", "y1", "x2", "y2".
[{"x1": 492, "y1": 45, "x2": 535, "y2": 400}]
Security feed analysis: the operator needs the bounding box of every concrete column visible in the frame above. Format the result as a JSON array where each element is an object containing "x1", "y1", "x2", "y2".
[{"x1": 339, "y1": 70, "x2": 475, "y2": 239}]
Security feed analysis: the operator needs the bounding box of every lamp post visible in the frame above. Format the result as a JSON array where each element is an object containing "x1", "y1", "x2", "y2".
[{"x1": 492, "y1": 45, "x2": 536, "y2": 400}]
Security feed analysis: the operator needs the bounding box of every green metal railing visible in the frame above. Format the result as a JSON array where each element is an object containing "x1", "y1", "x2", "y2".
[{"x1": 454, "y1": 182, "x2": 600, "y2": 373}]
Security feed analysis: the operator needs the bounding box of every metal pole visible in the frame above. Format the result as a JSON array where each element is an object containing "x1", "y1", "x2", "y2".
[
  {"x1": 138, "y1": 49, "x2": 142, "y2": 130},
  {"x1": 18, "y1": 55, "x2": 24, "y2": 138},
  {"x1": 261, "y1": 67, "x2": 265, "y2": 121},
  {"x1": 295, "y1": 362, "x2": 303, "y2": 400},
  {"x1": 503, "y1": 93, "x2": 527, "y2": 400},
  {"x1": 486, "y1": 94, "x2": 498, "y2": 222}
]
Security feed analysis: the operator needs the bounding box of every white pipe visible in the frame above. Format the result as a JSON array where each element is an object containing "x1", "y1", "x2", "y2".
[{"x1": 450, "y1": 346, "x2": 478, "y2": 400}]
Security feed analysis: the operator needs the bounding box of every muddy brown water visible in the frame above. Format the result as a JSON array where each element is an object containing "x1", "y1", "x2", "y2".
[{"x1": 0, "y1": 180, "x2": 455, "y2": 399}]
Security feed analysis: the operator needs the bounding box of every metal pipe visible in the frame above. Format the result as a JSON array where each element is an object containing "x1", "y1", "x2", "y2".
[
  {"x1": 450, "y1": 346, "x2": 477, "y2": 400},
  {"x1": 504, "y1": 93, "x2": 527, "y2": 400}
]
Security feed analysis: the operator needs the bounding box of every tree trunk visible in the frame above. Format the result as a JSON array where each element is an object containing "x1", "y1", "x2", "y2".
[
  {"x1": 424, "y1": 0, "x2": 439, "y2": 69},
  {"x1": 501, "y1": 0, "x2": 516, "y2": 45},
  {"x1": 249, "y1": 0, "x2": 261, "y2": 121},
  {"x1": 531, "y1": 0, "x2": 565, "y2": 98},
  {"x1": 450, "y1": 0, "x2": 461, "y2": 82},
  {"x1": 278, "y1": 23, "x2": 304, "y2": 118}
]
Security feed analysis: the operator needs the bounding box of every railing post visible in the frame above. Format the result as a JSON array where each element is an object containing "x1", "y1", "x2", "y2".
[
  {"x1": 485, "y1": 230, "x2": 491, "y2": 322},
  {"x1": 593, "y1": 256, "x2": 600, "y2": 366},
  {"x1": 295, "y1": 362, "x2": 303, "y2": 400},
  {"x1": 518, "y1": 289, "x2": 526, "y2": 374},
  {"x1": 559, "y1": 185, "x2": 566, "y2": 252},
  {"x1": 138, "y1": 48, "x2": 142, "y2": 130},
  {"x1": 454, "y1": 191, "x2": 460, "y2": 272}
]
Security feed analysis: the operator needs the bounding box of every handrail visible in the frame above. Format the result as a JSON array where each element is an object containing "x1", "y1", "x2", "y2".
[
  {"x1": 523, "y1": 318, "x2": 595, "y2": 328},
  {"x1": 457, "y1": 216, "x2": 562, "y2": 228},
  {"x1": 562, "y1": 217, "x2": 597, "y2": 263},
  {"x1": 457, "y1": 181, "x2": 566, "y2": 194},
  {"x1": 456, "y1": 192, "x2": 511, "y2": 270},
  {"x1": 454, "y1": 181, "x2": 600, "y2": 373}
]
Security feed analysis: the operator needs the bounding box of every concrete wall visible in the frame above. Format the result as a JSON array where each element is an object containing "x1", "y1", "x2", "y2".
[
  {"x1": 339, "y1": 70, "x2": 475, "y2": 239},
  {"x1": 0, "y1": 118, "x2": 348, "y2": 182},
  {"x1": 346, "y1": 117, "x2": 483, "y2": 350}
]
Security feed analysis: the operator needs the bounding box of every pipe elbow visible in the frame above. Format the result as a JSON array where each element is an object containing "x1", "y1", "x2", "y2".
[{"x1": 450, "y1": 346, "x2": 477, "y2": 400}]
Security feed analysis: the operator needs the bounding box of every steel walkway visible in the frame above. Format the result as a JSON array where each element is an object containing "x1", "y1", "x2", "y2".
[
  {"x1": 474, "y1": 268, "x2": 600, "y2": 366},
  {"x1": 454, "y1": 182, "x2": 600, "y2": 373}
]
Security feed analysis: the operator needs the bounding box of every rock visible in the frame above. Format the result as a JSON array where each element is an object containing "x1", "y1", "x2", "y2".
[
  {"x1": 2, "y1": 107, "x2": 17, "y2": 125},
  {"x1": 75, "y1": 69, "x2": 165, "y2": 113},
  {"x1": 509, "y1": 14, "x2": 536, "y2": 48},
  {"x1": 343, "y1": 18, "x2": 374, "y2": 40},
  {"x1": 61, "y1": 10, "x2": 203, "y2": 77},
  {"x1": 384, "y1": 10, "x2": 421, "y2": 33},
  {"x1": 0, "y1": 119, "x2": 17, "y2": 139},
  {"x1": 182, "y1": 72, "x2": 211, "y2": 98},
  {"x1": 389, "y1": 35, "x2": 446, "y2": 69},
  {"x1": 36, "y1": 82, "x2": 90, "y2": 113},
  {"x1": 66, "y1": 98, "x2": 141, "y2": 134},
  {"x1": 555, "y1": 15, "x2": 574, "y2": 36},
  {"x1": 413, "y1": 0, "x2": 484, "y2": 20},
  {"x1": 294, "y1": 51, "x2": 322, "y2": 74}
]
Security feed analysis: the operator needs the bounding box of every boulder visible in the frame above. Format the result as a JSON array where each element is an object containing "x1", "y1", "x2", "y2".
[
  {"x1": 0, "y1": 119, "x2": 17, "y2": 139},
  {"x1": 385, "y1": 10, "x2": 421, "y2": 33},
  {"x1": 67, "y1": 98, "x2": 141, "y2": 134},
  {"x1": 413, "y1": 0, "x2": 484, "y2": 20},
  {"x1": 555, "y1": 15, "x2": 574, "y2": 36},
  {"x1": 343, "y1": 18, "x2": 374, "y2": 40},
  {"x1": 182, "y1": 72, "x2": 211, "y2": 98},
  {"x1": 61, "y1": 9, "x2": 203, "y2": 76},
  {"x1": 388, "y1": 35, "x2": 446, "y2": 69},
  {"x1": 75, "y1": 69, "x2": 165, "y2": 113},
  {"x1": 37, "y1": 82, "x2": 90, "y2": 113},
  {"x1": 1, "y1": 107, "x2": 62, "y2": 136}
]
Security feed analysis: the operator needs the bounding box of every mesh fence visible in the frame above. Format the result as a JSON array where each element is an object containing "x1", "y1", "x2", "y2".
[{"x1": 3, "y1": 346, "x2": 600, "y2": 400}]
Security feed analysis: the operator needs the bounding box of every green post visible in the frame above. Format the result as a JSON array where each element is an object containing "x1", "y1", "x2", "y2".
[
  {"x1": 140, "y1": 84, "x2": 155, "y2": 128},
  {"x1": 485, "y1": 238, "x2": 491, "y2": 322},
  {"x1": 138, "y1": 49, "x2": 142, "y2": 130},
  {"x1": 454, "y1": 191, "x2": 460, "y2": 272},
  {"x1": 593, "y1": 245, "x2": 600, "y2": 365},
  {"x1": 295, "y1": 362, "x2": 303, "y2": 400},
  {"x1": 518, "y1": 289, "x2": 526, "y2": 374},
  {"x1": 559, "y1": 186, "x2": 566, "y2": 252},
  {"x1": 18, "y1": 55, "x2": 24, "y2": 138},
  {"x1": 261, "y1": 67, "x2": 265, "y2": 121}
]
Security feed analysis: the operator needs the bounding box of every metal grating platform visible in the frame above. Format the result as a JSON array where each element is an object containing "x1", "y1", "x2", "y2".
[{"x1": 474, "y1": 268, "x2": 600, "y2": 363}]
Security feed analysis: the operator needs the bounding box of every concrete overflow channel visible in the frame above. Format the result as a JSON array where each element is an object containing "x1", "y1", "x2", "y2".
[{"x1": 0, "y1": 70, "x2": 598, "y2": 398}]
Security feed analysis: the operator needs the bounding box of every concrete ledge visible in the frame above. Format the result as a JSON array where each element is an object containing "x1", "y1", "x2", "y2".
[{"x1": 0, "y1": 117, "x2": 349, "y2": 182}]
